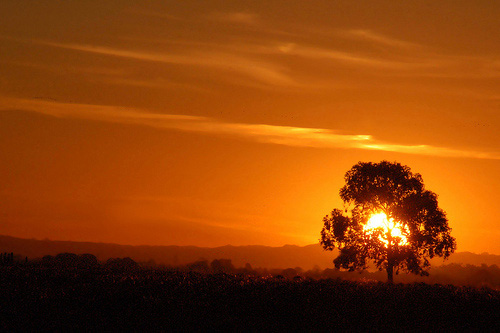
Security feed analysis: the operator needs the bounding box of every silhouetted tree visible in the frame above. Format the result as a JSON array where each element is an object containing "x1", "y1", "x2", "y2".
[
  {"x1": 55, "y1": 253, "x2": 79, "y2": 267},
  {"x1": 210, "y1": 259, "x2": 235, "y2": 274},
  {"x1": 281, "y1": 268, "x2": 298, "y2": 279},
  {"x1": 41, "y1": 255, "x2": 55, "y2": 267},
  {"x1": 0, "y1": 252, "x2": 14, "y2": 266},
  {"x1": 105, "y1": 257, "x2": 139, "y2": 271},
  {"x1": 187, "y1": 259, "x2": 210, "y2": 273},
  {"x1": 321, "y1": 161, "x2": 456, "y2": 283},
  {"x1": 78, "y1": 254, "x2": 99, "y2": 269}
]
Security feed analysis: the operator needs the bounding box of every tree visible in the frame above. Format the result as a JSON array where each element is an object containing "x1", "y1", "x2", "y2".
[
  {"x1": 320, "y1": 161, "x2": 456, "y2": 283},
  {"x1": 210, "y1": 259, "x2": 235, "y2": 274}
]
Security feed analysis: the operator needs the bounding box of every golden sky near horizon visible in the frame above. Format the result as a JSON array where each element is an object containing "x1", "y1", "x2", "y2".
[{"x1": 1, "y1": 1, "x2": 499, "y2": 254}]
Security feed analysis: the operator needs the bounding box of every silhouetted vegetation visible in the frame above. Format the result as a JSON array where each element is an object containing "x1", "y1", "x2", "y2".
[
  {"x1": 2, "y1": 235, "x2": 497, "y2": 271},
  {"x1": 0, "y1": 258, "x2": 498, "y2": 331},
  {"x1": 321, "y1": 161, "x2": 456, "y2": 283},
  {"x1": 4, "y1": 251, "x2": 500, "y2": 288},
  {"x1": 0, "y1": 252, "x2": 14, "y2": 266}
]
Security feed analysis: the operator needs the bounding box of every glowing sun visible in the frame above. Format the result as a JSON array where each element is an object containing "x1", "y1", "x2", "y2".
[{"x1": 363, "y1": 213, "x2": 409, "y2": 246}]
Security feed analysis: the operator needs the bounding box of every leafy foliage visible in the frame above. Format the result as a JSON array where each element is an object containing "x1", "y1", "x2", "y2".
[{"x1": 321, "y1": 161, "x2": 456, "y2": 282}]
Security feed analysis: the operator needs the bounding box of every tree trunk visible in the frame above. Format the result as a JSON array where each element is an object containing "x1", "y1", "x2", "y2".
[
  {"x1": 387, "y1": 233, "x2": 394, "y2": 283},
  {"x1": 386, "y1": 262, "x2": 394, "y2": 284}
]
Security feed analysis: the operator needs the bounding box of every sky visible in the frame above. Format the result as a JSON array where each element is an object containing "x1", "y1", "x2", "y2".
[{"x1": 1, "y1": 1, "x2": 499, "y2": 254}]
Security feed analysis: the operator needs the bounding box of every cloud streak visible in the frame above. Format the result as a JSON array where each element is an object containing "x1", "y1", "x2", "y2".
[
  {"x1": 38, "y1": 41, "x2": 295, "y2": 86},
  {"x1": 207, "y1": 11, "x2": 260, "y2": 26},
  {"x1": 19, "y1": 33, "x2": 500, "y2": 95},
  {"x1": 3, "y1": 97, "x2": 499, "y2": 160},
  {"x1": 338, "y1": 29, "x2": 422, "y2": 50},
  {"x1": 277, "y1": 43, "x2": 425, "y2": 69}
]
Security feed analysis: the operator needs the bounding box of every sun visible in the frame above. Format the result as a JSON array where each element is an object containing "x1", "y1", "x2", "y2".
[{"x1": 363, "y1": 212, "x2": 409, "y2": 246}]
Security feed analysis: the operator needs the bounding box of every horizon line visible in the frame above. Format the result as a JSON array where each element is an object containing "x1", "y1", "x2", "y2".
[{"x1": 0, "y1": 234, "x2": 497, "y2": 256}]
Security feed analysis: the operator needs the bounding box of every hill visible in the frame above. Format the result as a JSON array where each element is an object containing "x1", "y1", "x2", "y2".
[{"x1": 0, "y1": 235, "x2": 499, "y2": 269}]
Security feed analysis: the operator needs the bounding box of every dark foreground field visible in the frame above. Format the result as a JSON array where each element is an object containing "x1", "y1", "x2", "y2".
[{"x1": 1, "y1": 268, "x2": 498, "y2": 331}]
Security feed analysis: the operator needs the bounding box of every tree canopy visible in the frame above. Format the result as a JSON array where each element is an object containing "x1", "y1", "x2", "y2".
[{"x1": 320, "y1": 161, "x2": 456, "y2": 283}]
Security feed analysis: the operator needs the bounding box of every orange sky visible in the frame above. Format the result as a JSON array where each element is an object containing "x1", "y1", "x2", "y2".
[{"x1": 1, "y1": 1, "x2": 499, "y2": 254}]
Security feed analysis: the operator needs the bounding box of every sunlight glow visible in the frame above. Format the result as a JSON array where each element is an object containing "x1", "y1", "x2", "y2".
[{"x1": 363, "y1": 213, "x2": 409, "y2": 246}]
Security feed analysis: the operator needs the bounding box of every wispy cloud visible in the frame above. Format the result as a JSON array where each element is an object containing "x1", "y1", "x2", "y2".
[
  {"x1": 22, "y1": 33, "x2": 500, "y2": 95},
  {"x1": 207, "y1": 11, "x2": 260, "y2": 26},
  {"x1": 38, "y1": 40, "x2": 295, "y2": 86},
  {"x1": 3, "y1": 97, "x2": 499, "y2": 160},
  {"x1": 334, "y1": 29, "x2": 500, "y2": 78},
  {"x1": 35, "y1": 36, "x2": 423, "y2": 89},
  {"x1": 276, "y1": 43, "x2": 426, "y2": 69},
  {"x1": 99, "y1": 77, "x2": 212, "y2": 93},
  {"x1": 338, "y1": 29, "x2": 422, "y2": 50}
]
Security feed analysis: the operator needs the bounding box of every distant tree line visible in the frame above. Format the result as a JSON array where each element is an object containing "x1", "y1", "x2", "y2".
[
  {"x1": 2, "y1": 252, "x2": 499, "y2": 288},
  {"x1": 157, "y1": 258, "x2": 500, "y2": 289},
  {"x1": 0, "y1": 252, "x2": 15, "y2": 266},
  {"x1": 39, "y1": 253, "x2": 140, "y2": 271},
  {"x1": 0, "y1": 252, "x2": 26, "y2": 266}
]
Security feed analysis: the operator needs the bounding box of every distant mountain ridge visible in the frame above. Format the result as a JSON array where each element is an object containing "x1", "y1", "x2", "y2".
[{"x1": 0, "y1": 235, "x2": 498, "y2": 270}]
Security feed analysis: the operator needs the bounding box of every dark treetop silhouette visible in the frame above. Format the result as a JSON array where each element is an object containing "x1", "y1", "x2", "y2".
[{"x1": 321, "y1": 161, "x2": 456, "y2": 283}]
